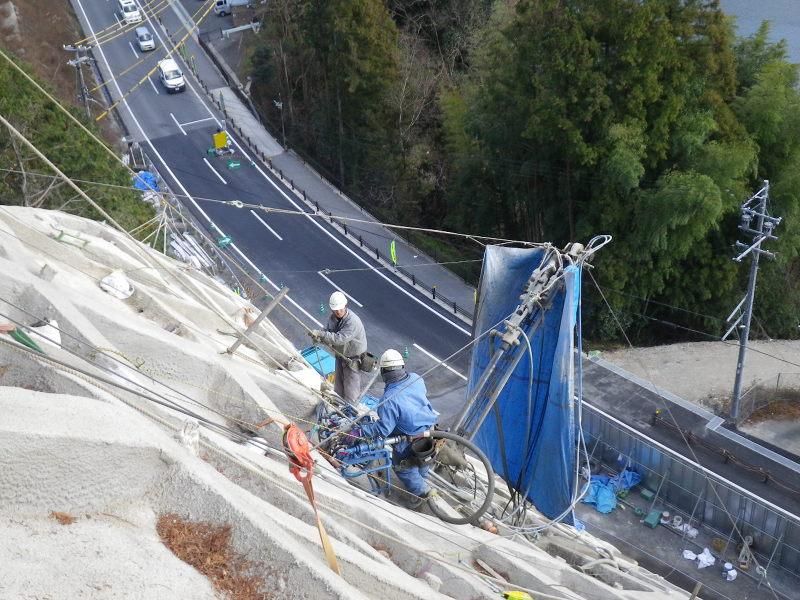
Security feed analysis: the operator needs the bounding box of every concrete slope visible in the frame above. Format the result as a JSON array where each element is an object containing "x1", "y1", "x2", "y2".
[{"x1": 0, "y1": 207, "x2": 688, "y2": 599}]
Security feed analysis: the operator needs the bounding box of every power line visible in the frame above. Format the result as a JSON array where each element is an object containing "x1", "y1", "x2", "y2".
[
  {"x1": 0, "y1": 166, "x2": 539, "y2": 247},
  {"x1": 588, "y1": 269, "x2": 782, "y2": 599}
]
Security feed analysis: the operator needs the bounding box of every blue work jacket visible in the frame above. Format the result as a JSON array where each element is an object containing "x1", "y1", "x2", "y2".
[{"x1": 360, "y1": 373, "x2": 438, "y2": 439}]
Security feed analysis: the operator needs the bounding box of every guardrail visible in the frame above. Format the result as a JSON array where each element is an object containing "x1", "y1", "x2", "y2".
[
  {"x1": 193, "y1": 34, "x2": 476, "y2": 323},
  {"x1": 583, "y1": 401, "x2": 800, "y2": 591}
]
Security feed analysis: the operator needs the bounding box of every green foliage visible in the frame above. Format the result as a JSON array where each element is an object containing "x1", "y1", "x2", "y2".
[
  {"x1": 0, "y1": 55, "x2": 152, "y2": 232},
  {"x1": 249, "y1": 1, "x2": 800, "y2": 342}
]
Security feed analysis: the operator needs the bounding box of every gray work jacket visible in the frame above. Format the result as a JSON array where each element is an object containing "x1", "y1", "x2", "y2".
[{"x1": 321, "y1": 309, "x2": 367, "y2": 367}]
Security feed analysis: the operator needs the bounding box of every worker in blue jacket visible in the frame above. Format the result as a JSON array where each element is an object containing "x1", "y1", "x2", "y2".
[{"x1": 358, "y1": 349, "x2": 439, "y2": 507}]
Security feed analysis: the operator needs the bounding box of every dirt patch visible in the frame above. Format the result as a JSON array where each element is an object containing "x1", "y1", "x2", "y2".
[
  {"x1": 745, "y1": 398, "x2": 800, "y2": 424},
  {"x1": 0, "y1": 0, "x2": 123, "y2": 144},
  {"x1": 50, "y1": 511, "x2": 77, "y2": 525},
  {"x1": 156, "y1": 513, "x2": 273, "y2": 600}
]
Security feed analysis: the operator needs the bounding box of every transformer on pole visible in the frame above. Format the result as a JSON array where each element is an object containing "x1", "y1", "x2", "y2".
[{"x1": 722, "y1": 180, "x2": 781, "y2": 425}]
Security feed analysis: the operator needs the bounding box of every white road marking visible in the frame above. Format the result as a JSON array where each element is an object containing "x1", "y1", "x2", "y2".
[
  {"x1": 179, "y1": 117, "x2": 215, "y2": 127},
  {"x1": 229, "y1": 245, "x2": 324, "y2": 328},
  {"x1": 250, "y1": 209, "x2": 283, "y2": 241},
  {"x1": 225, "y1": 139, "x2": 472, "y2": 335},
  {"x1": 128, "y1": 41, "x2": 139, "y2": 58},
  {"x1": 86, "y1": 1, "x2": 455, "y2": 335},
  {"x1": 202, "y1": 158, "x2": 227, "y2": 184},
  {"x1": 317, "y1": 271, "x2": 363, "y2": 308},
  {"x1": 170, "y1": 112, "x2": 187, "y2": 135},
  {"x1": 147, "y1": 76, "x2": 159, "y2": 94},
  {"x1": 114, "y1": 14, "x2": 121, "y2": 27},
  {"x1": 412, "y1": 344, "x2": 468, "y2": 381},
  {"x1": 120, "y1": 15, "x2": 470, "y2": 336}
]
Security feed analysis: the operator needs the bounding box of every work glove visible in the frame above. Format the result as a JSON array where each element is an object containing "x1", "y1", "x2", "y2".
[{"x1": 307, "y1": 329, "x2": 323, "y2": 343}]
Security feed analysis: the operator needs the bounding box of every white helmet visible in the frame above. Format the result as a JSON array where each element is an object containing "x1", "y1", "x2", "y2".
[
  {"x1": 379, "y1": 349, "x2": 405, "y2": 370},
  {"x1": 329, "y1": 291, "x2": 347, "y2": 311}
]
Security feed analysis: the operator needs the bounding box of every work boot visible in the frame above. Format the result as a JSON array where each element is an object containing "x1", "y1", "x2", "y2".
[{"x1": 405, "y1": 489, "x2": 436, "y2": 510}]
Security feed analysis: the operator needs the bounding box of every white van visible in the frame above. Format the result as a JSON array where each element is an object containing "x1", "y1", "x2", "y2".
[
  {"x1": 118, "y1": 0, "x2": 142, "y2": 24},
  {"x1": 213, "y1": 0, "x2": 251, "y2": 17},
  {"x1": 157, "y1": 59, "x2": 185, "y2": 93}
]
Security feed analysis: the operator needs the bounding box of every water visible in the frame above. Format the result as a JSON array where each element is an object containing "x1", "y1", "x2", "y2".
[{"x1": 719, "y1": 0, "x2": 800, "y2": 63}]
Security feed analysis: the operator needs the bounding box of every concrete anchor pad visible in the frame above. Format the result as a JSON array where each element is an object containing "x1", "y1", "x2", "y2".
[{"x1": 0, "y1": 207, "x2": 690, "y2": 599}]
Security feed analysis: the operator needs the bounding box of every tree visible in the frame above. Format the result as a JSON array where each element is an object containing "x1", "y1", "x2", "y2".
[{"x1": 0, "y1": 55, "x2": 152, "y2": 232}]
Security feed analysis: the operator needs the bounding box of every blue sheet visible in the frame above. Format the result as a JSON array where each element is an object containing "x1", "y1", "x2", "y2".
[
  {"x1": 133, "y1": 171, "x2": 158, "y2": 191},
  {"x1": 464, "y1": 246, "x2": 581, "y2": 523}
]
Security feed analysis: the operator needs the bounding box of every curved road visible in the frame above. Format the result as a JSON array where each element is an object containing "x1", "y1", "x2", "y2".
[{"x1": 72, "y1": 0, "x2": 471, "y2": 419}]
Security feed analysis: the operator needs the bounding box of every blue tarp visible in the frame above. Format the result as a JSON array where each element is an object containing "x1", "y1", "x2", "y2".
[
  {"x1": 465, "y1": 246, "x2": 581, "y2": 523},
  {"x1": 133, "y1": 171, "x2": 158, "y2": 191},
  {"x1": 582, "y1": 469, "x2": 641, "y2": 513}
]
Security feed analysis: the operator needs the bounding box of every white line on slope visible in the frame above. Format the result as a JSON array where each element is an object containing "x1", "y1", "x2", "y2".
[
  {"x1": 147, "y1": 76, "x2": 159, "y2": 95},
  {"x1": 317, "y1": 271, "x2": 363, "y2": 308},
  {"x1": 249, "y1": 210, "x2": 282, "y2": 241},
  {"x1": 202, "y1": 158, "x2": 227, "y2": 184},
  {"x1": 74, "y1": 0, "x2": 321, "y2": 331},
  {"x1": 412, "y1": 343, "x2": 468, "y2": 381},
  {"x1": 128, "y1": 41, "x2": 139, "y2": 59},
  {"x1": 170, "y1": 112, "x2": 187, "y2": 135}
]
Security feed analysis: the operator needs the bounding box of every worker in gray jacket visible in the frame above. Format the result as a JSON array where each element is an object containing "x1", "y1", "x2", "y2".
[{"x1": 309, "y1": 291, "x2": 367, "y2": 404}]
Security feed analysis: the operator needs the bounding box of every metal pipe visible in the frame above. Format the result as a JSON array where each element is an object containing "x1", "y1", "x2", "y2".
[
  {"x1": 467, "y1": 344, "x2": 529, "y2": 441},
  {"x1": 226, "y1": 287, "x2": 289, "y2": 354}
]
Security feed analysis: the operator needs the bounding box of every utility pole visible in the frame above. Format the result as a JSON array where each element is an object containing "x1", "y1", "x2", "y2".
[
  {"x1": 64, "y1": 44, "x2": 94, "y2": 120},
  {"x1": 273, "y1": 95, "x2": 286, "y2": 149},
  {"x1": 722, "y1": 181, "x2": 781, "y2": 424}
]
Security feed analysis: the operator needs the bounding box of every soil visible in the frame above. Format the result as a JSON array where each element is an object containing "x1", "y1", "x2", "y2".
[
  {"x1": 156, "y1": 513, "x2": 273, "y2": 600},
  {"x1": 0, "y1": 0, "x2": 124, "y2": 145}
]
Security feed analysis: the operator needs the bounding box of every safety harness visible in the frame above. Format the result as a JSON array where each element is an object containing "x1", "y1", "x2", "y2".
[{"x1": 282, "y1": 423, "x2": 340, "y2": 574}]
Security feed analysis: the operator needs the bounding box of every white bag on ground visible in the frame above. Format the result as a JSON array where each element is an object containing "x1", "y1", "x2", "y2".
[
  {"x1": 697, "y1": 548, "x2": 716, "y2": 569},
  {"x1": 100, "y1": 270, "x2": 134, "y2": 299}
]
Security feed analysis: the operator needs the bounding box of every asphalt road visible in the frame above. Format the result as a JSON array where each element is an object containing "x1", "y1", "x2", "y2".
[
  {"x1": 70, "y1": 0, "x2": 799, "y2": 520},
  {"x1": 72, "y1": 0, "x2": 472, "y2": 421}
]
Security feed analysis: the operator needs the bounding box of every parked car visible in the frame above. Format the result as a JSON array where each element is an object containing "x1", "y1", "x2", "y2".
[
  {"x1": 157, "y1": 58, "x2": 185, "y2": 93},
  {"x1": 135, "y1": 27, "x2": 155, "y2": 52},
  {"x1": 117, "y1": 0, "x2": 142, "y2": 24},
  {"x1": 213, "y1": 0, "x2": 251, "y2": 17}
]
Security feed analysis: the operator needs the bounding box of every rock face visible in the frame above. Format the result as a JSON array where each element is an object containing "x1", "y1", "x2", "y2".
[{"x1": 0, "y1": 207, "x2": 687, "y2": 599}]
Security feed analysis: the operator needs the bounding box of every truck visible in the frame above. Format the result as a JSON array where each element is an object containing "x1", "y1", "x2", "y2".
[{"x1": 213, "y1": 0, "x2": 251, "y2": 17}]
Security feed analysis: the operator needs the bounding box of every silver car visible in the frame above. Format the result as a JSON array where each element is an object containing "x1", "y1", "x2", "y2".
[{"x1": 135, "y1": 27, "x2": 155, "y2": 52}]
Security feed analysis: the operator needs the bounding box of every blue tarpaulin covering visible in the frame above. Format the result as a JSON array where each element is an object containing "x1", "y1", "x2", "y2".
[
  {"x1": 466, "y1": 246, "x2": 581, "y2": 523},
  {"x1": 582, "y1": 469, "x2": 641, "y2": 513},
  {"x1": 133, "y1": 171, "x2": 158, "y2": 191}
]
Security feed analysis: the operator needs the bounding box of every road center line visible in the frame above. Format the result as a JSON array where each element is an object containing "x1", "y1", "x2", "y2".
[
  {"x1": 202, "y1": 158, "x2": 227, "y2": 184},
  {"x1": 170, "y1": 112, "x2": 187, "y2": 135},
  {"x1": 147, "y1": 76, "x2": 159, "y2": 95},
  {"x1": 179, "y1": 117, "x2": 215, "y2": 127},
  {"x1": 128, "y1": 41, "x2": 139, "y2": 59},
  {"x1": 412, "y1": 343, "x2": 468, "y2": 381},
  {"x1": 225, "y1": 137, "x2": 471, "y2": 336},
  {"x1": 249, "y1": 209, "x2": 283, "y2": 241},
  {"x1": 317, "y1": 271, "x2": 363, "y2": 308}
]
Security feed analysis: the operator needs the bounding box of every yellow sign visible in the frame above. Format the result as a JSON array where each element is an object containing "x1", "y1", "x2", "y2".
[{"x1": 213, "y1": 130, "x2": 228, "y2": 150}]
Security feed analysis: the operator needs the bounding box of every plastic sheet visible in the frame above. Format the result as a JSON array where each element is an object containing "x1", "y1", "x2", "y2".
[
  {"x1": 133, "y1": 171, "x2": 158, "y2": 191},
  {"x1": 466, "y1": 246, "x2": 581, "y2": 522}
]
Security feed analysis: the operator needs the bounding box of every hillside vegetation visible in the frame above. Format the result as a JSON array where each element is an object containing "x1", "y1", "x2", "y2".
[
  {"x1": 0, "y1": 54, "x2": 152, "y2": 232},
  {"x1": 249, "y1": 0, "x2": 800, "y2": 343}
]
